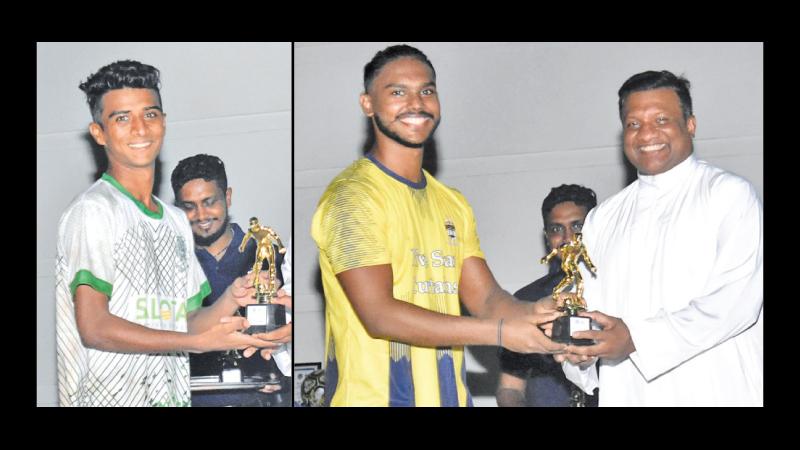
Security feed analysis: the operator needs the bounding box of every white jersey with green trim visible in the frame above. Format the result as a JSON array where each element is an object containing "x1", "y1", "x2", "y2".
[{"x1": 55, "y1": 174, "x2": 209, "y2": 407}]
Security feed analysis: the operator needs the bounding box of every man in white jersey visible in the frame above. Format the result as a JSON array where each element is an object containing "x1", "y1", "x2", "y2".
[
  {"x1": 556, "y1": 70, "x2": 763, "y2": 406},
  {"x1": 55, "y1": 60, "x2": 276, "y2": 407}
]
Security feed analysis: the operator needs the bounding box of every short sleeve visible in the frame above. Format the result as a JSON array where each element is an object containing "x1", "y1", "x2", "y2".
[
  {"x1": 177, "y1": 212, "x2": 210, "y2": 313},
  {"x1": 312, "y1": 180, "x2": 391, "y2": 274},
  {"x1": 57, "y1": 198, "x2": 115, "y2": 299}
]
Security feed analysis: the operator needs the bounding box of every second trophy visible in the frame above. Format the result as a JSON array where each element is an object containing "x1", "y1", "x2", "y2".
[{"x1": 239, "y1": 217, "x2": 287, "y2": 334}]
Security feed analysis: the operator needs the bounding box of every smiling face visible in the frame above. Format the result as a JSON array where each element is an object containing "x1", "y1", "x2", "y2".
[
  {"x1": 88, "y1": 88, "x2": 165, "y2": 171},
  {"x1": 622, "y1": 88, "x2": 696, "y2": 176},
  {"x1": 176, "y1": 178, "x2": 231, "y2": 247},
  {"x1": 360, "y1": 57, "x2": 441, "y2": 149}
]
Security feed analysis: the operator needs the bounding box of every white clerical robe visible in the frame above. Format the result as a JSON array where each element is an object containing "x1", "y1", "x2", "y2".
[{"x1": 563, "y1": 155, "x2": 763, "y2": 406}]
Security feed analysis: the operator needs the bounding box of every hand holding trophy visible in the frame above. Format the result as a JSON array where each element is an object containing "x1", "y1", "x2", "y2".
[
  {"x1": 239, "y1": 217, "x2": 287, "y2": 335},
  {"x1": 540, "y1": 232, "x2": 597, "y2": 346}
]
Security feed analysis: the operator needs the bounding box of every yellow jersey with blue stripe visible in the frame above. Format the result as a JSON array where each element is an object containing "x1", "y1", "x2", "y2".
[{"x1": 311, "y1": 154, "x2": 484, "y2": 406}]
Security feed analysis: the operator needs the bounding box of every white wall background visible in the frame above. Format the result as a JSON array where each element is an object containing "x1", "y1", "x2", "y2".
[
  {"x1": 37, "y1": 42, "x2": 292, "y2": 406},
  {"x1": 294, "y1": 42, "x2": 763, "y2": 406}
]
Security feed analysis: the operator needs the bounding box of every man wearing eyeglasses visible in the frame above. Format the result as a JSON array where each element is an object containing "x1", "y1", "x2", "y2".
[{"x1": 496, "y1": 184, "x2": 599, "y2": 407}]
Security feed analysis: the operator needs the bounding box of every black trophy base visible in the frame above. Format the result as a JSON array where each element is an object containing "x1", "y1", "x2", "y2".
[
  {"x1": 552, "y1": 314, "x2": 593, "y2": 346},
  {"x1": 246, "y1": 303, "x2": 286, "y2": 334}
]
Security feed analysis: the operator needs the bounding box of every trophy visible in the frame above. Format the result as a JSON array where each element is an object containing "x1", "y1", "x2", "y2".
[
  {"x1": 540, "y1": 232, "x2": 597, "y2": 346},
  {"x1": 239, "y1": 217, "x2": 287, "y2": 334}
]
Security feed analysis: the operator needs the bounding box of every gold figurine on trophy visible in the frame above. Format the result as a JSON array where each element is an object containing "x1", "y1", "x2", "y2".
[
  {"x1": 240, "y1": 217, "x2": 287, "y2": 301},
  {"x1": 541, "y1": 232, "x2": 597, "y2": 345},
  {"x1": 239, "y1": 217, "x2": 287, "y2": 334},
  {"x1": 540, "y1": 232, "x2": 597, "y2": 314}
]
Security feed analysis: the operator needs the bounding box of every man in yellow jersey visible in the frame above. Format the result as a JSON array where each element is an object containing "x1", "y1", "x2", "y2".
[{"x1": 311, "y1": 45, "x2": 566, "y2": 407}]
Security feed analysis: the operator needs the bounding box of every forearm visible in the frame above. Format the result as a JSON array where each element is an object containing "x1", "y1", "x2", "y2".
[
  {"x1": 364, "y1": 298, "x2": 499, "y2": 347},
  {"x1": 187, "y1": 292, "x2": 240, "y2": 333},
  {"x1": 475, "y1": 284, "x2": 535, "y2": 320},
  {"x1": 628, "y1": 278, "x2": 762, "y2": 380},
  {"x1": 631, "y1": 185, "x2": 763, "y2": 379},
  {"x1": 338, "y1": 262, "x2": 544, "y2": 349},
  {"x1": 459, "y1": 256, "x2": 546, "y2": 320},
  {"x1": 80, "y1": 313, "x2": 203, "y2": 353}
]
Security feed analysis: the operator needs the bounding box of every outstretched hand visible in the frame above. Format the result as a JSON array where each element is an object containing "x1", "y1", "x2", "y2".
[
  {"x1": 501, "y1": 311, "x2": 566, "y2": 354},
  {"x1": 240, "y1": 288, "x2": 292, "y2": 360},
  {"x1": 553, "y1": 351, "x2": 598, "y2": 369},
  {"x1": 241, "y1": 323, "x2": 292, "y2": 359},
  {"x1": 271, "y1": 288, "x2": 292, "y2": 309},
  {"x1": 194, "y1": 316, "x2": 281, "y2": 353},
  {"x1": 228, "y1": 272, "x2": 277, "y2": 308}
]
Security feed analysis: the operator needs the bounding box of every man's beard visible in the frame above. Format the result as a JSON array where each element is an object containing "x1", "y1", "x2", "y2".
[
  {"x1": 193, "y1": 215, "x2": 231, "y2": 247},
  {"x1": 373, "y1": 112, "x2": 440, "y2": 149}
]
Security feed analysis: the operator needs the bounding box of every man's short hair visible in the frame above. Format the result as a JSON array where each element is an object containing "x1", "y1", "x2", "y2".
[
  {"x1": 541, "y1": 184, "x2": 597, "y2": 223},
  {"x1": 79, "y1": 60, "x2": 163, "y2": 126},
  {"x1": 618, "y1": 70, "x2": 693, "y2": 122},
  {"x1": 363, "y1": 44, "x2": 436, "y2": 92},
  {"x1": 171, "y1": 154, "x2": 228, "y2": 199}
]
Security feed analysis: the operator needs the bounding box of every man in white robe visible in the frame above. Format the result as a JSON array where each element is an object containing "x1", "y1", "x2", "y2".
[{"x1": 558, "y1": 70, "x2": 763, "y2": 406}]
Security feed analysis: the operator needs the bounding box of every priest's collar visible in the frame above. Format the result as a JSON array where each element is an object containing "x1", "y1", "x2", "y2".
[{"x1": 638, "y1": 153, "x2": 697, "y2": 192}]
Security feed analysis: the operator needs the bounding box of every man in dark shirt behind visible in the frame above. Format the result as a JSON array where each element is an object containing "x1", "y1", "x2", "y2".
[
  {"x1": 496, "y1": 184, "x2": 599, "y2": 407},
  {"x1": 172, "y1": 154, "x2": 290, "y2": 406}
]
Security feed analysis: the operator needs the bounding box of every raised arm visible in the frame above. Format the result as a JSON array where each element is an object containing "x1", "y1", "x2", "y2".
[
  {"x1": 186, "y1": 272, "x2": 264, "y2": 333},
  {"x1": 580, "y1": 246, "x2": 597, "y2": 273},
  {"x1": 238, "y1": 230, "x2": 252, "y2": 253},
  {"x1": 540, "y1": 247, "x2": 559, "y2": 265}
]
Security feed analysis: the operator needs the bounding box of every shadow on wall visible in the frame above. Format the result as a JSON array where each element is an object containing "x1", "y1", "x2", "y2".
[
  {"x1": 359, "y1": 117, "x2": 440, "y2": 178},
  {"x1": 84, "y1": 131, "x2": 164, "y2": 198}
]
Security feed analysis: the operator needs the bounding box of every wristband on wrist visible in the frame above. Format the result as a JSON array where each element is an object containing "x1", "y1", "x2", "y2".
[{"x1": 498, "y1": 318, "x2": 504, "y2": 348}]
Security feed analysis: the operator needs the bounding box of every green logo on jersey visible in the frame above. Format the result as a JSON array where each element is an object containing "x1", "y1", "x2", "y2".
[{"x1": 136, "y1": 297, "x2": 188, "y2": 323}]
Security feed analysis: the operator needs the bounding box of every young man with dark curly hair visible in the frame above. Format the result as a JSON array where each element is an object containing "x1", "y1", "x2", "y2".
[{"x1": 55, "y1": 60, "x2": 275, "y2": 407}]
